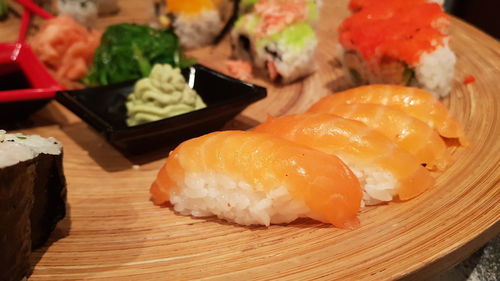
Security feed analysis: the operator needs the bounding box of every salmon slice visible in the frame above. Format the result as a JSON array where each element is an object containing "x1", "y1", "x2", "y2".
[
  {"x1": 151, "y1": 130, "x2": 362, "y2": 228},
  {"x1": 308, "y1": 103, "x2": 451, "y2": 170},
  {"x1": 308, "y1": 85, "x2": 467, "y2": 145},
  {"x1": 254, "y1": 113, "x2": 435, "y2": 204}
]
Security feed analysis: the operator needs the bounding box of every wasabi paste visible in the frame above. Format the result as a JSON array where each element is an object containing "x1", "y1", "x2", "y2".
[{"x1": 126, "y1": 64, "x2": 206, "y2": 126}]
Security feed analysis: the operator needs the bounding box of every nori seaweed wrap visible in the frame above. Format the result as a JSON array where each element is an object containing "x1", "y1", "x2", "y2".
[
  {"x1": 0, "y1": 160, "x2": 35, "y2": 281},
  {"x1": 0, "y1": 130, "x2": 67, "y2": 280},
  {"x1": 30, "y1": 151, "x2": 67, "y2": 249}
]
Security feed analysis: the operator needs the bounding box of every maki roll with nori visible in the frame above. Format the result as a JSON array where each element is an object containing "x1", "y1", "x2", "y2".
[
  {"x1": 231, "y1": 0, "x2": 320, "y2": 83},
  {"x1": 16, "y1": 135, "x2": 67, "y2": 249},
  {"x1": 0, "y1": 130, "x2": 67, "y2": 281},
  {"x1": 338, "y1": 0, "x2": 455, "y2": 98},
  {"x1": 0, "y1": 143, "x2": 34, "y2": 281}
]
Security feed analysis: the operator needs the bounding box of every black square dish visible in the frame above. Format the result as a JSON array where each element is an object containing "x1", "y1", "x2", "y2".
[{"x1": 56, "y1": 64, "x2": 267, "y2": 154}]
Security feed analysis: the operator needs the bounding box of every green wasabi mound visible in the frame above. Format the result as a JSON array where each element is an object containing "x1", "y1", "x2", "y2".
[{"x1": 126, "y1": 64, "x2": 206, "y2": 126}]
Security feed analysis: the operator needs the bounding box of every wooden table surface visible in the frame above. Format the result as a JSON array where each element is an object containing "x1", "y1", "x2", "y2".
[{"x1": 1, "y1": 0, "x2": 499, "y2": 280}]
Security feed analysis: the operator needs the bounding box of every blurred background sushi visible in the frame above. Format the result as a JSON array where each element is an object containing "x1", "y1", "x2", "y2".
[
  {"x1": 338, "y1": 0, "x2": 456, "y2": 98},
  {"x1": 56, "y1": 0, "x2": 119, "y2": 27},
  {"x1": 230, "y1": 0, "x2": 321, "y2": 83},
  {"x1": 154, "y1": 0, "x2": 235, "y2": 49}
]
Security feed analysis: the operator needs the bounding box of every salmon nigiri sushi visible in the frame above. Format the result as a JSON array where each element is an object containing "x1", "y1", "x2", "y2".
[
  {"x1": 254, "y1": 113, "x2": 435, "y2": 205},
  {"x1": 308, "y1": 85, "x2": 467, "y2": 144},
  {"x1": 307, "y1": 103, "x2": 451, "y2": 170},
  {"x1": 151, "y1": 131, "x2": 362, "y2": 228}
]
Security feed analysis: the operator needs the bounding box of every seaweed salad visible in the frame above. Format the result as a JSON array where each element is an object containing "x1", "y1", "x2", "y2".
[{"x1": 83, "y1": 23, "x2": 195, "y2": 86}]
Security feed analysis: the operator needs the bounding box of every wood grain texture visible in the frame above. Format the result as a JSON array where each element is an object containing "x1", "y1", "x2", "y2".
[{"x1": 1, "y1": 0, "x2": 499, "y2": 280}]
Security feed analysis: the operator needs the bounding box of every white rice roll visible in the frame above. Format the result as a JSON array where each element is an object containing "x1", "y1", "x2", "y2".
[
  {"x1": 231, "y1": 15, "x2": 317, "y2": 83},
  {"x1": 338, "y1": 41, "x2": 456, "y2": 98},
  {"x1": 0, "y1": 130, "x2": 66, "y2": 281},
  {"x1": 164, "y1": 0, "x2": 231, "y2": 49},
  {"x1": 338, "y1": 0, "x2": 455, "y2": 98},
  {"x1": 57, "y1": 0, "x2": 98, "y2": 27},
  {"x1": 238, "y1": 0, "x2": 322, "y2": 28}
]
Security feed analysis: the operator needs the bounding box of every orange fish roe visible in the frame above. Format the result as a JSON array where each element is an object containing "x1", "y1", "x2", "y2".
[
  {"x1": 166, "y1": 0, "x2": 217, "y2": 14},
  {"x1": 349, "y1": 0, "x2": 432, "y2": 12},
  {"x1": 339, "y1": 2, "x2": 449, "y2": 66},
  {"x1": 463, "y1": 75, "x2": 476, "y2": 84},
  {"x1": 254, "y1": 0, "x2": 307, "y2": 36}
]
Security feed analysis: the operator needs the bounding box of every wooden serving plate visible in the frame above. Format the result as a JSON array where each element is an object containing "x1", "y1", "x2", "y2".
[{"x1": 1, "y1": 1, "x2": 499, "y2": 280}]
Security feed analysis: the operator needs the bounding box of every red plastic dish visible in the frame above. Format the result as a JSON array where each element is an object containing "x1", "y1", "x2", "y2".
[{"x1": 0, "y1": 42, "x2": 61, "y2": 103}]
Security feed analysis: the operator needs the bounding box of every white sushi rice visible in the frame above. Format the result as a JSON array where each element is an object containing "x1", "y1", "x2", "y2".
[
  {"x1": 232, "y1": 28, "x2": 318, "y2": 83},
  {"x1": 255, "y1": 37, "x2": 318, "y2": 84},
  {"x1": 169, "y1": 172, "x2": 313, "y2": 226},
  {"x1": 57, "y1": 0, "x2": 98, "y2": 27},
  {"x1": 168, "y1": 160, "x2": 396, "y2": 226},
  {"x1": 338, "y1": 155, "x2": 398, "y2": 206},
  {"x1": 173, "y1": 10, "x2": 225, "y2": 49},
  {"x1": 0, "y1": 130, "x2": 62, "y2": 168},
  {"x1": 413, "y1": 44, "x2": 456, "y2": 98}
]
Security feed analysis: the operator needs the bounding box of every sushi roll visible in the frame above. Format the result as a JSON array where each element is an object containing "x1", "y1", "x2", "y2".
[
  {"x1": 230, "y1": 0, "x2": 320, "y2": 83},
  {"x1": 57, "y1": 0, "x2": 98, "y2": 27},
  {"x1": 338, "y1": 0, "x2": 455, "y2": 98},
  {"x1": 0, "y1": 139, "x2": 34, "y2": 281},
  {"x1": 238, "y1": 0, "x2": 322, "y2": 21},
  {"x1": 151, "y1": 130, "x2": 362, "y2": 229},
  {"x1": 0, "y1": 130, "x2": 67, "y2": 281},
  {"x1": 155, "y1": 0, "x2": 232, "y2": 49}
]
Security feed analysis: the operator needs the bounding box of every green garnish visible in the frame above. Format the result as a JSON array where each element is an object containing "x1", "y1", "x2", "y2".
[
  {"x1": 16, "y1": 136, "x2": 27, "y2": 140},
  {"x1": 126, "y1": 64, "x2": 206, "y2": 126},
  {"x1": 83, "y1": 24, "x2": 195, "y2": 87},
  {"x1": 0, "y1": 0, "x2": 8, "y2": 21}
]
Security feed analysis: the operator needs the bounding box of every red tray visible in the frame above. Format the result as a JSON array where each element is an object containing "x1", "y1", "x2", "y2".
[{"x1": 0, "y1": 42, "x2": 61, "y2": 103}]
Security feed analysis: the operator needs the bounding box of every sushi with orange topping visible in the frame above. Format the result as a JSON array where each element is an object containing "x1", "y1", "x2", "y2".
[
  {"x1": 155, "y1": 0, "x2": 232, "y2": 49},
  {"x1": 230, "y1": 0, "x2": 320, "y2": 83},
  {"x1": 338, "y1": 0, "x2": 455, "y2": 98},
  {"x1": 150, "y1": 130, "x2": 363, "y2": 228},
  {"x1": 254, "y1": 113, "x2": 434, "y2": 206}
]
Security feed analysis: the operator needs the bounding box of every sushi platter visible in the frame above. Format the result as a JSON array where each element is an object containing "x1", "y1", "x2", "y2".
[{"x1": 1, "y1": 0, "x2": 499, "y2": 280}]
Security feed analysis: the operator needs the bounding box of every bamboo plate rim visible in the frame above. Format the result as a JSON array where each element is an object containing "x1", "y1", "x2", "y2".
[{"x1": 1, "y1": 1, "x2": 499, "y2": 280}]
